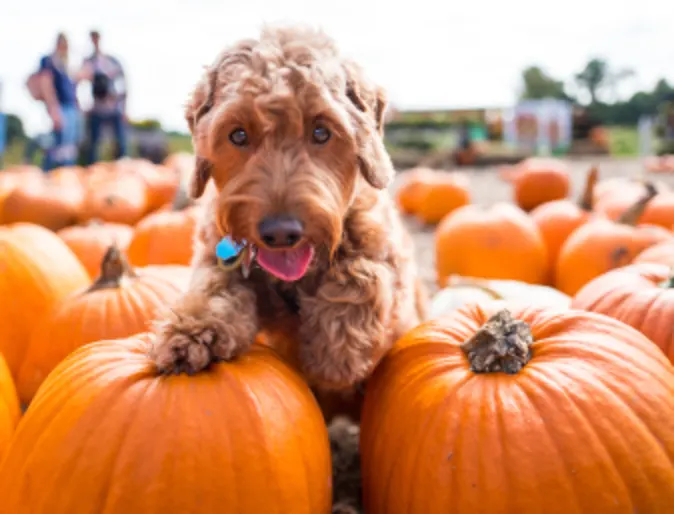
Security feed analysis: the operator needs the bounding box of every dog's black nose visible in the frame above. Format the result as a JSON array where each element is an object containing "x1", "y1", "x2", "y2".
[{"x1": 257, "y1": 215, "x2": 304, "y2": 248}]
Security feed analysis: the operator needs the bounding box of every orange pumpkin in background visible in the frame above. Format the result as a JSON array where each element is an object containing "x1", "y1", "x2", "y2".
[
  {"x1": 415, "y1": 172, "x2": 471, "y2": 225},
  {"x1": 360, "y1": 304, "x2": 674, "y2": 514},
  {"x1": 555, "y1": 183, "x2": 671, "y2": 295},
  {"x1": 0, "y1": 168, "x2": 44, "y2": 224},
  {"x1": 119, "y1": 159, "x2": 181, "y2": 212},
  {"x1": 573, "y1": 263, "x2": 674, "y2": 363},
  {"x1": 634, "y1": 239, "x2": 674, "y2": 266},
  {"x1": 127, "y1": 188, "x2": 201, "y2": 266},
  {"x1": 16, "y1": 246, "x2": 190, "y2": 404},
  {"x1": 57, "y1": 221, "x2": 134, "y2": 279},
  {"x1": 594, "y1": 179, "x2": 674, "y2": 230},
  {"x1": 80, "y1": 172, "x2": 149, "y2": 225},
  {"x1": 503, "y1": 157, "x2": 570, "y2": 211},
  {"x1": 1, "y1": 335, "x2": 332, "y2": 514},
  {"x1": 435, "y1": 203, "x2": 548, "y2": 286},
  {"x1": 395, "y1": 167, "x2": 436, "y2": 215},
  {"x1": 0, "y1": 353, "x2": 20, "y2": 461},
  {"x1": 0, "y1": 224, "x2": 90, "y2": 380},
  {"x1": 1, "y1": 172, "x2": 86, "y2": 231},
  {"x1": 530, "y1": 165, "x2": 598, "y2": 279}
]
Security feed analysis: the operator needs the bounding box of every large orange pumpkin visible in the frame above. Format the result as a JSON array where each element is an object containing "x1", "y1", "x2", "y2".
[
  {"x1": 0, "y1": 335, "x2": 332, "y2": 514},
  {"x1": 555, "y1": 184, "x2": 671, "y2": 295},
  {"x1": 530, "y1": 165, "x2": 598, "y2": 279},
  {"x1": 572, "y1": 263, "x2": 674, "y2": 363},
  {"x1": 395, "y1": 167, "x2": 436, "y2": 215},
  {"x1": 415, "y1": 171, "x2": 471, "y2": 225},
  {"x1": 634, "y1": 239, "x2": 674, "y2": 266},
  {"x1": 0, "y1": 353, "x2": 20, "y2": 460},
  {"x1": 361, "y1": 304, "x2": 674, "y2": 514},
  {"x1": 435, "y1": 203, "x2": 548, "y2": 286},
  {"x1": 127, "y1": 189, "x2": 201, "y2": 266},
  {"x1": 57, "y1": 221, "x2": 134, "y2": 279},
  {"x1": 17, "y1": 246, "x2": 190, "y2": 404},
  {"x1": 506, "y1": 158, "x2": 570, "y2": 211},
  {"x1": 0, "y1": 224, "x2": 90, "y2": 380}
]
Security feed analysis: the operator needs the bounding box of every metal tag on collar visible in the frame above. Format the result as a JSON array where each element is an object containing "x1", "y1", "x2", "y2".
[
  {"x1": 216, "y1": 236, "x2": 246, "y2": 272},
  {"x1": 241, "y1": 246, "x2": 256, "y2": 279}
]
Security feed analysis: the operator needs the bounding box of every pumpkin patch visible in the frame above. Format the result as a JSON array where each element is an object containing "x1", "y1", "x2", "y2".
[{"x1": 2, "y1": 148, "x2": 674, "y2": 512}]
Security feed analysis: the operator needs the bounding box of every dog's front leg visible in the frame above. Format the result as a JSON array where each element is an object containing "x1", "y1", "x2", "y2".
[
  {"x1": 299, "y1": 257, "x2": 394, "y2": 390},
  {"x1": 151, "y1": 265, "x2": 258, "y2": 374}
]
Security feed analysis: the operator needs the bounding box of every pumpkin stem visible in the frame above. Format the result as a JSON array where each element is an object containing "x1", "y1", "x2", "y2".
[
  {"x1": 460, "y1": 309, "x2": 533, "y2": 374},
  {"x1": 617, "y1": 182, "x2": 658, "y2": 226},
  {"x1": 171, "y1": 183, "x2": 195, "y2": 211},
  {"x1": 577, "y1": 165, "x2": 598, "y2": 211},
  {"x1": 88, "y1": 245, "x2": 137, "y2": 291}
]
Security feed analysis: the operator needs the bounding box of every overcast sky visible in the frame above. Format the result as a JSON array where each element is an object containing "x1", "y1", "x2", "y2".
[{"x1": 2, "y1": 0, "x2": 673, "y2": 135}]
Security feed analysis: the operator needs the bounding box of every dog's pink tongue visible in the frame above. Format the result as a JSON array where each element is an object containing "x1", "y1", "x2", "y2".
[{"x1": 257, "y1": 244, "x2": 314, "y2": 282}]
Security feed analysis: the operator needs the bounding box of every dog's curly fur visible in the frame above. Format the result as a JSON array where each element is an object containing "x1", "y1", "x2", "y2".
[{"x1": 151, "y1": 26, "x2": 426, "y2": 415}]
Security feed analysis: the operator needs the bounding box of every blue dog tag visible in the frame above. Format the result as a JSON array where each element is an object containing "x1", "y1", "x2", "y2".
[{"x1": 216, "y1": 236, "x2": 245, "y2": 261}]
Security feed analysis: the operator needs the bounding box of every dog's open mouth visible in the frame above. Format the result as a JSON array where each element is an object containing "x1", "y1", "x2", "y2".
[{"x1": 256, "y1": 243, "x2": 314, "y2": 282}]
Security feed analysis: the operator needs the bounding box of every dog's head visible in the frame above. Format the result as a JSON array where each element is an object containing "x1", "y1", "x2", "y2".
[{"x1": 184, "y1": 26, "x2": 394, "y2": 281}]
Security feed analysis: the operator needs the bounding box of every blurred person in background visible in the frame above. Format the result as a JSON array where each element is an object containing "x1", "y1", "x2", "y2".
[
  {"x1": 27, "y1": 33, "x2": 80, "y2": 170},
  {"x1": 78, "y1": 30, "x2": 128, "y2": 164}
]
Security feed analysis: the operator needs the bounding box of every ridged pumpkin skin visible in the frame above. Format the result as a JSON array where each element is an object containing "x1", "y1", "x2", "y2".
[
  {"x1": 361, "y1": 304, "x2": 674, "y2": 514},
  {"x1": 415, "y1": 172, "x2": 471, "y2": 225},
  {"x1": 127, "y1": 203, "x2": 201, "y2": 267},
  {"x1": 0, "y1": 336, "x2": 332, "y2": 514},
  {"x1": 634, "y1": 239, "x2": 674, "y2": 266},
  {"x1": 0, "y1": 224, "x2": 90, "y2": 380},
  {"x1": 17, "y1": 248, "x2": 190, "y2": 404},
  {"x1": 57, "y1": 222, "x2": 134, "y2": 279},
  {"x1": 435, "y1": 203, "x2": 548, "y2": 286},
  {"x1": 572, "y1": 263, "x2": 674, "y2": 363},
  {"x1": 555, "y1": 218, "x2": 670, "y2": 295},
  {"x1": 0, "y1": 353, "x2": 20, "y2": 460}
]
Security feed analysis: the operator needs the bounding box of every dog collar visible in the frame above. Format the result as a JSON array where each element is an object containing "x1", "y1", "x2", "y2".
[{"x1": 216, "y1": 236, "x2": 256, "y2": 278}]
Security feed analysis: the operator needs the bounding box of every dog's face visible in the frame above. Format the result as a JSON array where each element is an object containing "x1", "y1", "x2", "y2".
[{"x1": 185, "y1": 28, "x2": 394, "y2": 281}]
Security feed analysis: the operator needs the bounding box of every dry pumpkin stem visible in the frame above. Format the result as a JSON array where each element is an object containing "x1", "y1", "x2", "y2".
[
  {"x1": 578, "y1": 165, "x2": 599, "y2": 211},
  {"x1": 88, "y1": 245, "x2": 137, "y2": 292},
  {"x1": 460, "y1": 309, "x2": 533, "y2": 374},
  {"x1": 617, "y1": 182, "x2": 658, "y2": 225}
]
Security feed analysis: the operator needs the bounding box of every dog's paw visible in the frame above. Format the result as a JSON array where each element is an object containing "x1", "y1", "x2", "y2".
[{"x1": 151, "y1": 315, "x2": 250, "y2": 375}]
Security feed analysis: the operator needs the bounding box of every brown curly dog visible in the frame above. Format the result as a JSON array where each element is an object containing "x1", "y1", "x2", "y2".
[{"x1": 151, "y1": 26, "x2": 426, "y2": 418}]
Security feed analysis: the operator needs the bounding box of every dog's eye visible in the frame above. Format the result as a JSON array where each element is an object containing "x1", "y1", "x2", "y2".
[
  {"x1": 312, "y1": 125, "x2": 331, "y2": 144},
  {"x1": 229, "y1": 128, "x2": 248, "y2": 147}
]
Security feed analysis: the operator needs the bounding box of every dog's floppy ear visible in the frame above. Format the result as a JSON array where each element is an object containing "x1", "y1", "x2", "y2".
[
  {"x1": 184, "y1": 68, "x2": 217, "y2": 198},
  {"x1": 344, "y1": 64, "x2": 394, "y2": 190}
]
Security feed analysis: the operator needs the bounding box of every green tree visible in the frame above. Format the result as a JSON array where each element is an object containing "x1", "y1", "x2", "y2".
[
  {"x1": 575, "y1": 59, "x2": 608, "y2": 104},
  {"x1": 520, "y1": 66, "x2": 568, "y2": 100}
]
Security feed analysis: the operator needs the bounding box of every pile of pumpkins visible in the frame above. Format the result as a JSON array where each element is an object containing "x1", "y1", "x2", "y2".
[{"x1": 0, "y1": 155, "x2": 673, "y2": 513}]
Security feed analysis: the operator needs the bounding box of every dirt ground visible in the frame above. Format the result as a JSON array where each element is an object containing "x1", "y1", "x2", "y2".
[{"x1": 395, "y1": 156, "x2": 674, "y2": 294}]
